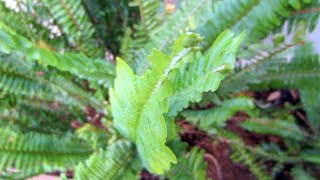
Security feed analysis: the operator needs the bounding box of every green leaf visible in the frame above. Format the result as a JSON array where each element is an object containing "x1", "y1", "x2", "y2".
[
  {"x1": 241, "y1": 118, "x2": 305, "y2": 141},
  {"x1": 110, "y1": 33, "x2": 203, "y2": 174},
  {"x1": 182, "y1": 97, "x2": 254, "y2": 134},
  {"x1": 166, "y1": 147, "x2": 207, "y2": 180},
  {"x1": 74, "y1": 140, "x2": 134, "y2": 180},
  {"x1": 0, "y1": 22, "x2": 115, "y2": 88},
  {"x1": 168, "y1": 30, "x2": 245, "y2": 116},
  {"x1": 0, "y1": 128, "x2": 92, "y2": 176},
  {"x1": 300, "y1": 88, "x2": 320, "y2": 131}
]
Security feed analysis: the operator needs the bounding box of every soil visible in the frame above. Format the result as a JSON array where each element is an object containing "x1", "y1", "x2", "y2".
[{"x1": 168, "y1": 90, "x2": 301, "y2": 180}]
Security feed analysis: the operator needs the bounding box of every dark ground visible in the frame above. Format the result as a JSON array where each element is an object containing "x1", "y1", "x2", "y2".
[{"x1": 141, "y1": 90, "x2": 304, "y2": 180}]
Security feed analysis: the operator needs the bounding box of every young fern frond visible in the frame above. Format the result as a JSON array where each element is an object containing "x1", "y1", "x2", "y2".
[
  {"x1": 0, "y1": 128, "x2": 93, "y2": 177},
  {"x1": 111, "y1": 31, "x2": 244, "y2": 174},
  {"x1": 168, "y1": 30, "x2": 244, "y2": 116},
  {"x1": 74, "y1": 140, "x2": 134, "y2": 180},
  {"x1": 110, "y1": 33, "x2": 204, "y2": 174}
]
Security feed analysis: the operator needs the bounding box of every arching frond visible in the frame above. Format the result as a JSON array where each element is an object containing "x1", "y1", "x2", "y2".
[
  {"x1": 198, "y1": 0, "x2": 314, "y2": 50},
  {"x1": 182, "y1": 97, "x2": 254, "y2": 134},
  {"x1": 0, "y1": 128, "x2": 93, "y2": 178},
  {"x1": 241, "y1": 118, "x2": 305, "y2": 141},
  {"x1": 0, "y1": 52, "x2": 102, "y2": 109},
  {"x1": 0, "y1": 22, "x2": 116, "y2": 88},
  {"x1": 216, "y1": 43, "x2": 320, "y2": 99},
  {"x1": 42, "y1": 0, "x2": 103, "y2": 56},
  {"x1": 300, "y1": 88, "x2": 320, "y2": 132},
  {"x1": 74, "y1": 140, "x2": 135, "y2": 180}
]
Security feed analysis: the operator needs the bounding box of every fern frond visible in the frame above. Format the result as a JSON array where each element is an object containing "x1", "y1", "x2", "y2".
[
  {"x1": 231, "y1": 144, "x2": 269, "y2": 180},
  {"x1": 121, "y1": 0, "x2": 160, "y2": 66},
  {"x1": 218, "y1": 130, "x2": 269, "y2": 180},
  {"x1": 167, "y1": 30, "x2": 244, "y2": 116},
  {"x1": 216, "y1": 43, "x2": 320, "y2": 98},
  {"x1": 42, "y1": 0, "x2": 102, "y2": 56},
  {"x1": 0, "y1": 22, "x2": 116, "y2": 88},
  {"x1": 216, "y1": 43, "x2": 297, "y2": 98},
  {"x1": 250, "y1": 43, "x2": 319, "y2": 90},
  {"x1": 0, "y1": 128, "x2": 92, "y2": 177},
  {"x1": 0, "y1": 53, "x2": 102, "y2": 108},
  {"x1": 253, "y1": 55, "x2": 320, "y2": 90},
  {"x1": 300, "y1": 88, "x2": 320, "y2": 132},
  {"x1": 291, "y1": 166, "x2": 317, "y2": 180},
  {"x1": 286, "y1": 0, "x2": 320, "y2": 33},
  {"x1": 74, "y1": 140, "x2": 134, "y2": 180},
  {"x1": 182, "y1": 97, "x2": 254, "y2": 134},
  {"x1": 241, "y1": 118, "x2": 305, "y2": 141},
  {"x1": 198, "y1": 0, "x2": 260, "y2": 49},
  {"x1": 110, "y1": 33, "x2": 207, "y2": 174},
  {"x1": 1, "y1": 100, "x2": 84, "y2": 135},
  {"x1": 0, "y1": 66, "x2": 47, "y2": 97},
  {"x1": 0, "y1": 2, "x2": 67, "y2": 50},
  {"x1": 127, "y1": 0, "x2": 213, "y2": 74},
  {"x1": 198, "y1": 0, "x2": 312, "y2": 49},
  {"x1": 166, "y1": 147, "x2": 207, "y2": 180}
]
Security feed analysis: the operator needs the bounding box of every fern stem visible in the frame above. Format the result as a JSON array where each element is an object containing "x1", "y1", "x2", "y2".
[
  {"x1": 59, "y1": 0, "x2": 81, "y2": 32},
  {"x1": 153, "y1": 47, "x2": 193, "y2": 93},
  {"x1": 292, "y1": 8, "x2": 320, "y2": 15},
  {"x1": 221, "y1": 43, "x2": 299, "y2": 89}
]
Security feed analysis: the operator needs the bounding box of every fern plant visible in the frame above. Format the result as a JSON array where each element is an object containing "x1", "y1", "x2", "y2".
[{"x1": 0, "y1": 0, "x2": 319, "y2": 179}]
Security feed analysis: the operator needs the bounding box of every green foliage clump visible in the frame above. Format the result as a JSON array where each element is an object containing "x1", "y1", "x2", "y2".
[{"x1": 0, "y1": 0, "x2": 319, "y2": 179}]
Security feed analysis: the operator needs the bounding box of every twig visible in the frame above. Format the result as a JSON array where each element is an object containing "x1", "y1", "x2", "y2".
[{"x1": 204, "y1": 153, "x2": 223, "y2": 180}]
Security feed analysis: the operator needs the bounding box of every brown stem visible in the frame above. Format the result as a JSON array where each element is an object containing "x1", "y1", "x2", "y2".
[
  {"x1": 292, "y1": 8, "x2": 320, "y2": 15},
  {"x1": 204, "y1": 153, "x2": 223, "y2": 180}
]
